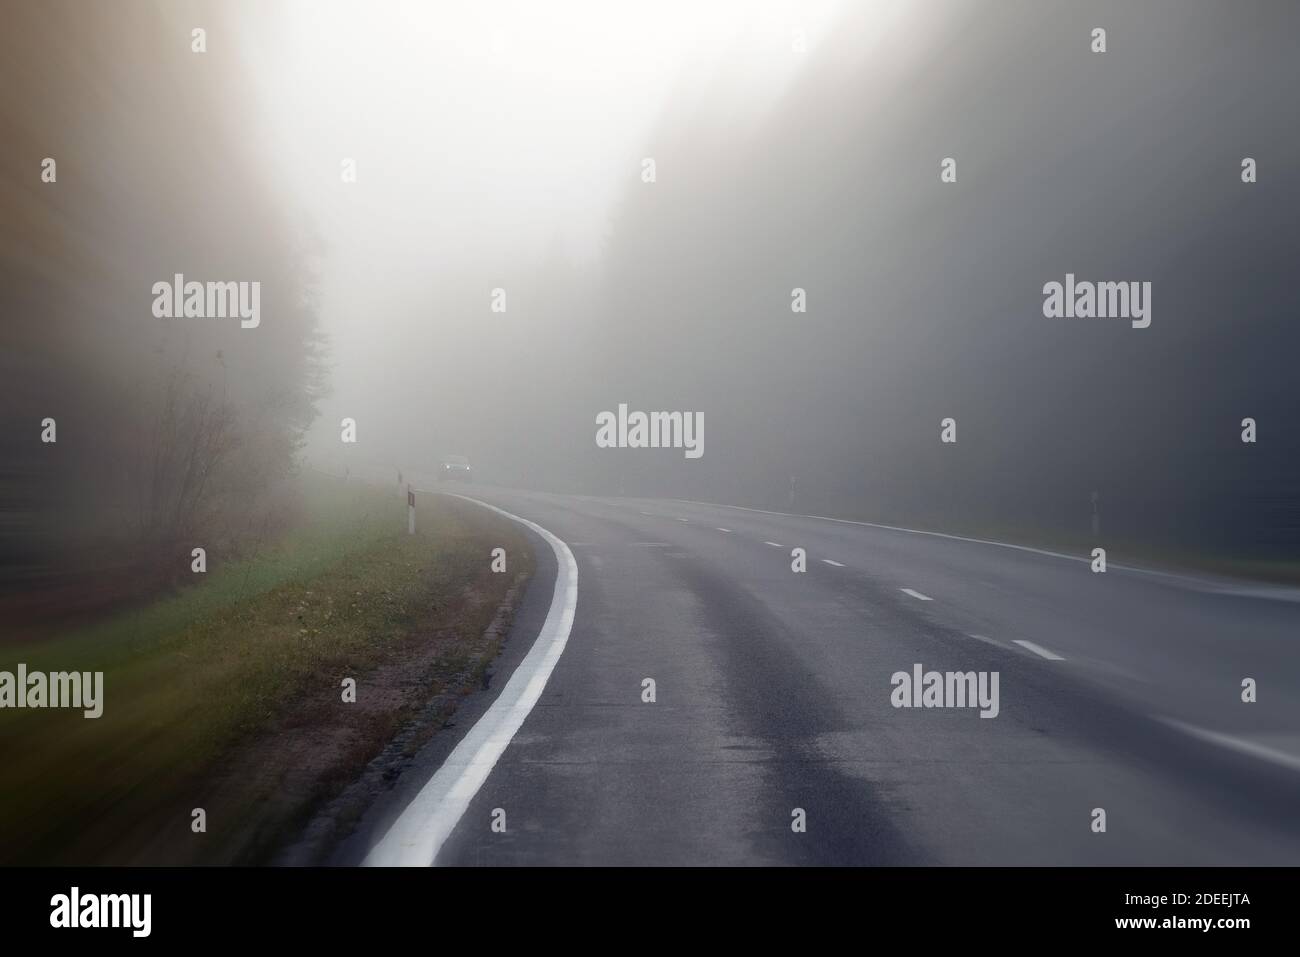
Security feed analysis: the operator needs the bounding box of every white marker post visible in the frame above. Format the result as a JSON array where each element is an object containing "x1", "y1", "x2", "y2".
[{"x1": 407, "y1": 485, "x2": 415, "y2": 535}]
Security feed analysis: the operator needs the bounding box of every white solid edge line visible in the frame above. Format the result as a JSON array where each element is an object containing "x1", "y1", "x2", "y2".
[
  {"x1": 668, "y1": 498, "x2": 1085, "y2": 561},
  {"x1": 821, "y1": 559, "x2": 845, "y2": 567},
  {"x1": 662, "y1": 497, "x2": 1220, "y2": 583},
  {"x1": 1158, "y1": 717, "x2": 1300, "y2": 774},
  {"x1": 1013, "y1": 639, "x2": 1066, "y2": 660},
  {"x1": 363, "y1": 492, "x2": 578, "y2": 867},
  {"x1": 899, "y1": 587, "x2": 932, "y2": 601}
]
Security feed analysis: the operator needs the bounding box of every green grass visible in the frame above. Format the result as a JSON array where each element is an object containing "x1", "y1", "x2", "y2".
[{"x1": 0, "y1": 474, "x2": 532, "y2": 864}]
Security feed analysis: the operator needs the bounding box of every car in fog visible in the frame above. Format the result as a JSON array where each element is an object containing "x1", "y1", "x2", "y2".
[{"x1": 438, "y1": 454, "x2": 473, "y2": 482}]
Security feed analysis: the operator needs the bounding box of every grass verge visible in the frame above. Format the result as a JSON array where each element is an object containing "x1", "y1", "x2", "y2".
[{"x1": 0, "y1": 474, "x2": 533, "y2": 864}]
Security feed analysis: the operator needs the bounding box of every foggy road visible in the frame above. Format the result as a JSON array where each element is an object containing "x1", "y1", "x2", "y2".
[
  {"x1": 9, "y1": 0, "x2": 1300, "y2": 937},
  {"x1": 354, "y1": 486, "x2": 1300, "y2": 866}
]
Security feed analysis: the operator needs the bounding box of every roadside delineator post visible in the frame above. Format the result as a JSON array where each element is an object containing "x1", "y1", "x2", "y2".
[{"x1": 408, "y1": 485, "x2": 415, "y2": 535}]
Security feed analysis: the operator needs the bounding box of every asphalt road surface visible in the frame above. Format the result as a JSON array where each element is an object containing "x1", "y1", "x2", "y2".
[{"x1": 343, "y1": 485, "x2": 1300, "y2": 866}]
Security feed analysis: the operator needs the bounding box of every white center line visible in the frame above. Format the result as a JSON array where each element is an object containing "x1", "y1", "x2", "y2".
[
  {"x1": 1013, "y1": 639, "x2": 1066, "y2": 660},
  {"x1": 821, "y1": 559, "x2": 845, "y2": 567},
  {"x1": 900, "y1": 587, "x2": 932, "y2": 601},
  {"x1": 715, "y1": 527, "x2": 731, "y2": 533},
  {"x1": 764, "y1": 541, "x2": 783, "y2": 548}
]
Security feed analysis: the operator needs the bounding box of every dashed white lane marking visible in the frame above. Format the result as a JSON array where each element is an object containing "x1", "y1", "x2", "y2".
[
  {"x1": 821, "y1": 559, "x2": 845, "y2": 567},
  {"x1": 671, "y1": 498, "x2": 1090, "y2": 565},
  {"x1": 1159, "y1": 717, "x2": 1300, "y2": 774},
  {"x1": 899, "y1": 587, "x2": 932, "y2": 601},
  {"x1": 715, "y1": 527, "x2": 731, "y2": 533},
  {"x1": 665, "y1": 497, "x2": 1300, "y2": 600},
  {"x1": 967, "y1": 633, "x2": 1004, "y2": 648},
  {"x1": 1013, "y1": 639, "x2": 1066, "y2": 661},
  {"x1": 639, "y1": 510, "x2": 652, "y2": 516},
  {"x1": 677, "y1": 518, "x2": 690, "y2": 523},
  {"x1": 764, "y1": 541, "x2": 783, "y2": 547},
  {"x1": 365, "y1": 493, "x2": 577, "y2": 867},
  {"x1": 632, "y1": 542, "x2": 671, "y2": 547}
]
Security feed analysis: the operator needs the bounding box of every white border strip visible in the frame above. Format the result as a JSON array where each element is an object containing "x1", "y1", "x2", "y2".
[
  {"x1": 666, "y1": 497, "x2": 1300, "y2": 599},
  {"x1": 363, "y1": 492, "x2": 578, "y2": 866},
  {"x1": 669, "y1": 498, "x2": 1089, "y2": 564}
]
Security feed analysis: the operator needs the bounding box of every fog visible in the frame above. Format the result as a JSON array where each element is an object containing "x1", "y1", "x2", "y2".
[
  {"x1": 293, "y1": 0, "x2": 1300, "y2": 557},
  {"x1": 277, "y1": 0, "x2": 842, "y2": 474},
  {"x1": 5, "y1": 0, "x2": 1299, "y2": 622}
]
